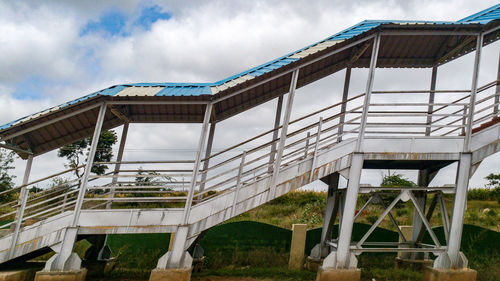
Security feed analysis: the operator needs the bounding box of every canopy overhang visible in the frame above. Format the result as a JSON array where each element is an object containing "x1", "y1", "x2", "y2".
[{"x1": 1, "y1": 21, "x2": 500, "y2": 158}]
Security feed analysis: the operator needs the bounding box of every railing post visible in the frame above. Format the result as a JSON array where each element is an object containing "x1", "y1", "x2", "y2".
[
  {"x1": 461, "y1": 105, "x2": 467, "y2": 136},
  {"x1": 494, "y1": 49, "x2": 500, "y2": 117},
  {"x1": 269, "y1": 95, "x2": 284, "y2": 173},
  {"x1": 8, "y1": 154, "x2": 34, "y2": 259},
  {"x1": 71, "y1": 102, "x2": 107, "y2": 227},
  {"x1": 425, "y1": 66, "x2": 438, "y2": 136},
  {"x1": 231, "y1": 151, "x2": 246, "y2": 217},
  {"x1": 338, "y1": 66, "x2": 351, "y2": 142},
  {"x1": 106, "y1": 121, "x2": 129, "y2": 209},
  {"x1": 464, "y1": 33, "x2": 483, "y2": 151},
  {"x1": 356, "y1": 34, "x2": 380, "y2": 152},
  {"x1": 309, "y1": 117, "x2": 323, "y2": 182},
  {"x1": 303, "y1": 132, "x2": 311, "y2": 158},
  {"x1": 199, "y1": 122, "x2": 216, "y2": 193},
  {"x1": 182, "y1": 103, "x2": 213, "y2": 224},
  {"x1": 268, "y1": 69, "x2": 299, "y2": 200}
]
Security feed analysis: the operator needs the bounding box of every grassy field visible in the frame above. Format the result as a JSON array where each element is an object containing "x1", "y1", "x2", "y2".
[{"x1": 84, "y1": 190, "x2": 500, "y2": 281}]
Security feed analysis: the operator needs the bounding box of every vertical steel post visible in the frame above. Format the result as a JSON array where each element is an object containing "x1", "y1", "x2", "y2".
[
  {"x1": 268, "y1": 69, "x2": 299, "y2": 200},
  {"x1": 356, "y1": 35, "x2": 380, "y2": 152},
  {"x1": 447, "y1": 153, "x2": 472, "y2": 268},
  {"x1": 335, "y1": 153, "x2": 363, "y2": 268},
  {"x1": 182, "y1": 103, "x2": 213, "y2": 224},
  {"x1": 49, "y1": 103, "x2": 106, "y2": 271},
  {"x1": 426, "y1": 66, "x2": 438, "y2": 136},
  {"x1": 200, "y1": 122, "x2": 216, "y2": 192},
  {"x1": 338, "y1": 67, "x2": 351, "y2": 142},
  {"x1": 8, "y1": 154, "x2": 34, "y2": 259},
  {"x1": 410, "y1": 169, "x2": 429, "y2": 260},
  {"x1": 303, "y1": 132, "x2": 311, "y2": 158},
  {"x1": 320, "y1": 173, "x2": 340, "y2": 248},
  {"x1": 106, "y1": 122, "x2": 129, "y2": 209},
  {"x1": 269, "y1": 95, "x2": 284, "y2": 172},
  {"x1": 71, "y1": 103, "x2": 107, "y2": 227},
  {"x1": 494, "y1": 49, "x2": 500, "y2": 116},
  {"x1": 309, "y1": 117, "x2": 323, "y2": 182},
  {"x1": 464, "y1": 34, "x2": 483, "y2": 151},
  {"x1": 231, "y1": 151, "x2": 246, "y2": 217}
]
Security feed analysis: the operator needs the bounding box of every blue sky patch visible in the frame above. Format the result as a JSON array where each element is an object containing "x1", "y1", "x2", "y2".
[
  {"x1": 80, "y1": 5, "x2": 170, "y2": 37},
  {"x1": 12, "y1": 76, "x2": 47, "y2": 99},
  {"x1": 135, "y1": 5, "x2": 171, "y2": 30},
  {"x1": 81, "y1": 10, "x2": 128, "y2": 36}
]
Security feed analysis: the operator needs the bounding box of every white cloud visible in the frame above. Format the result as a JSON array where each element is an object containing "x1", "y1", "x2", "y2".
[{"x1": 1, "y1": 0, "x2": 500, "y2": 190}]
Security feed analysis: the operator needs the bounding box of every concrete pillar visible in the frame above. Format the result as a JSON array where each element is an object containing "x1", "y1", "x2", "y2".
[
  {"x1": 289, "y1": 224, "x2": 307, "y2": 270},
  {"x1": 168, "y1": 232, "x2": 176, "y2": 252},
  {"x1": 398, "y1": 225, "x2": 413, "y2": 259}
]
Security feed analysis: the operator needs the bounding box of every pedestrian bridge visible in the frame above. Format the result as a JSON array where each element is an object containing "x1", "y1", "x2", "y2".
[{"x1": 0, "y1": 3, "x2": 499, "y2": 281}]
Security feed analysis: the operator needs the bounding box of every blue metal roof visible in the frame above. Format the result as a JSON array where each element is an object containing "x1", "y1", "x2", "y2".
[
  {"x1": 1, "y1": 3, "x2": 500, "y2": 132},
  {"x1": 459, "y1": 3, "x2": 500, "y2": 24}
]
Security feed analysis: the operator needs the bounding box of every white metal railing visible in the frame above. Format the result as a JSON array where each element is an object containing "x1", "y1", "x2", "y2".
[{"x1": 1, "y1": 79, "x2": 499, "y2": 249}]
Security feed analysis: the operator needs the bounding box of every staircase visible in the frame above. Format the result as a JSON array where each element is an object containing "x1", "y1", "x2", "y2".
[{"x1": 0, "y1": 79, "x2": 499, "y2": 267}]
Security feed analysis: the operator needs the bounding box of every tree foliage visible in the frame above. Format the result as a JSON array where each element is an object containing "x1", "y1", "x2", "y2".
[
  {"x1": 485, "y1": 173, "x2": 500, "y2": 189},
  {"x1": 0, "y1": 148, "x2": 17, "y2": 202},
  {"x1": 381, "y1": 173, "x2": 417, "y2": 187},
  {"x1": 58, "y1": 130, "x2": 118, "y2": 177}
]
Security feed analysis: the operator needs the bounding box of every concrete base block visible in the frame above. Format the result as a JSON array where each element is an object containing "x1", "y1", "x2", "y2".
[
  {"x1": 34, "y1": 269, "x2": 87, "y2": 281},
  {"x1": 0, "y1": 268, "x2": 36, "y2": 281},
  {"x1": 395, "y1": 257, "x2": 433, "y2": 270},
  {"x1": 425, "y1": 267, "x2": 477, "y2": 281},
  {"x1": 149, "y1": 268, "x2": 192, "y2": 281},
  {"x1": 316, "y1": 267, "x2": 361, "y2": 281}
]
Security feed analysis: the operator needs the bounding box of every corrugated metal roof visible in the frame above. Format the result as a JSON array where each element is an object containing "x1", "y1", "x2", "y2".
[
  {"x1": 459, "y1": 3, "x2": 500, "y2": 23},
  {"x1": 1, "y1": 4, "x2": 499, "y2": 132}
]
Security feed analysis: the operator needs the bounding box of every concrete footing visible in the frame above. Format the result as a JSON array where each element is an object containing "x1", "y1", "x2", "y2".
[
  {"x1": 34, "y1": 268, "x2": 87, "y2": 281},
  {"x1": 315, "y1": 267, "x2": 361, "y2": 281},
  {"x1": 149, "y1": 268, "x2": 192, "y2": 281},
  {"x1": 424, "y1": 267, "x2": 477, "y2": 281},
  {"x1": 395, "y1": 257, "x2": 433, "y2": 270},
  {"x1": 0, "y1": 268, "x2": 36, "y2": 281}
]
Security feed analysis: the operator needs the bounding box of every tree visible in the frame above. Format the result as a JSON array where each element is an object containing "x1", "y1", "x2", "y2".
[
  {"x1": 380, "y1": 172, "x2": 417, "y2": 208},
  {"x1": 381, "y1": 172, "x2": 417, "y2": 187},
  {"x1": 485, "y1": 173, "x2": 500, "y2": 189},
  {"x1": 0, "y1": 148, "x2": 17, "y2": 202},
  {"x1": 58, "y1": 130, "x2": 118, "y2": 178}
]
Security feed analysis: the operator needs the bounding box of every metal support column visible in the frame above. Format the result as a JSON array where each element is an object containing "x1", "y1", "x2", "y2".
[
  {"x1": 156, "y1": 225, "x2": 192, "y2": 269},
  {"x1": 316, "y1": 173, "x2": 340, "y2": 258},
  {"x1": 48, "y1": 102, "x2": 107, "y2": 271},
  {"x1": 426, "y1": 66, "x2": 438, "y2": 136},
  {"x1": 332, "y1": 153, "x2": 363, "y2": 268},
  {"x1": 71, "y1": 103, "x2": 107, "y2": 226},
  {"x1": 268, "y1": 69, "x2": 299, "y2": 200},
  {"x1": 200, "y1": 122, "x2": 216, "y2": 192},
  {"x1": 440, "y1": 153, "x2": 472, "y2": 269},
  {"x1": 106, "y1": 122, "x2": 129, "y2": 209},
  {"x1": 183, "y1": 103, "x2": 213, "y2": 224},
  {"x1": 409, "y1": 169, "x2": 430, "y2": 260},
  {"x1": 338, "y1": 67, "x2": 351, "y2": 142},
  {"x1": 8, "y1": 154, "x2": 34, "y2": 259},
  {"x1": 464, "y1": 34, "x2": 483, "y2": 151},
  {"x1": 269, "y1": 95, "x2": 284, "y2": 172},
  {"x1": 356, "y1": 34, "x2": 380, "y2": 152}
]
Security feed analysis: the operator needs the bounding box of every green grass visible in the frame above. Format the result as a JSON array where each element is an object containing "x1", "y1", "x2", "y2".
[{"x1": 28, "y1": 190, "x2": 500, "y2": 280}]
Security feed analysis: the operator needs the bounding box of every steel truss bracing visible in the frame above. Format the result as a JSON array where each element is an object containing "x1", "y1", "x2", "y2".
[{"x1": 0, "y1": 26, "x2": 498, "y2": 278}]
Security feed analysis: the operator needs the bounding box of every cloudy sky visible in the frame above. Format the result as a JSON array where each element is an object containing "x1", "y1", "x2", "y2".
[{"x1": 1, "y1": 0, "x2": 500, "y2": 189}]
